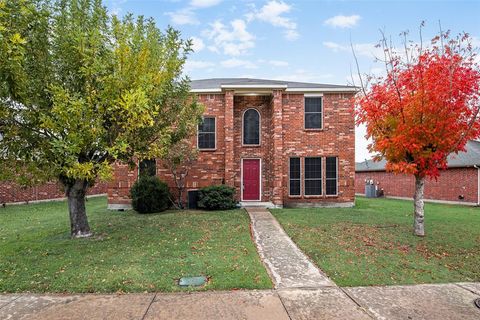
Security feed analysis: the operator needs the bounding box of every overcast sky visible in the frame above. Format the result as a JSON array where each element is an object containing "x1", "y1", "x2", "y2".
[{"x1": 105, "y1": 0, "x2": 480, "y2": 162}]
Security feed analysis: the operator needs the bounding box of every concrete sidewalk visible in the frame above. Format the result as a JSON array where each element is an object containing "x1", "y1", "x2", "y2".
[
  {"x1": 1, "y1": 283, "x2": 479, "y2": 319},
  {"x1": 245, "y1": 207, "x2": 335, "y2": 288}
]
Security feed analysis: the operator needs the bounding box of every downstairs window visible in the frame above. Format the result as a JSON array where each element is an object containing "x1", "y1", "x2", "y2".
[
  {"x1": 304, "y1": 157, "x2": 322, "y2": 195},
  {"x1": 289, "y1": 157, "x2": 301, "y2": 196},
  {"x1": 326, "y1": 157, "x2": 338, "y2": 195}
]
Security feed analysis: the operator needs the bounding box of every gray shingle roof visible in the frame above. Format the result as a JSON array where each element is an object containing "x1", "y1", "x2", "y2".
[
  {"x1": 356, "y1": 140, "x2": 480, "y2": 172},
  {"x1": 355, "y1": 158, "x2": 388, "y2": 172},
  {"x1": 190, "y1": 78, "x2": 357, "y2": 91}
]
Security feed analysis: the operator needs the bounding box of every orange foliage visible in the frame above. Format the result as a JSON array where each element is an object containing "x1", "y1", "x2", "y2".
[{"x1": 356, "y1": 33, "x2": 480, "y2": 178}]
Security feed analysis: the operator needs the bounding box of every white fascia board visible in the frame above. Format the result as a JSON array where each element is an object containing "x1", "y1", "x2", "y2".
[
  {"x1": 190, "y1": 86, "x2": 359, "y2": 93},
  {"x1": 220, "y1": 84, "x2": 288, "y2": 89},
  {"x1": 285, "y1": 87, "x2": 358, "y2": 93},
  {"x1": 190, "y1": 88, "x2": 222, "y2": 93},
  {"x1": 234, "y1": 92, "x2": 273, "y2": 96}
]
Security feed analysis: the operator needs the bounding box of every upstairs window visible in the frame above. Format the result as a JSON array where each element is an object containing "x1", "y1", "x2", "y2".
[
  {"x1": 304, "y1": 157, "x2": 322, "y2": 195},
  {"x1": 198, "y1": 117, "x2": 216, "y2": 149},
  {"x1": 139, "y1": 159, "x2": 156, "y2": 177},
  {"x1": 243, "y1": 109, "x2": 260, "y2": 145},
  {"x1": 305, "y1": 97, "x2": 322, "y2": 129},
  {"x1": 326, "y1": 157, "x2": 338, "y2": 195},
  {"x1": 289, "y1": 157, "x2": 301, "y2": 196}
]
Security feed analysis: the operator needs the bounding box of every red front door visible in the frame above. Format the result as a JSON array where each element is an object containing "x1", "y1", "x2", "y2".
[{"x1": 243, "y1": 159, "x2": 260, "y2": 201}]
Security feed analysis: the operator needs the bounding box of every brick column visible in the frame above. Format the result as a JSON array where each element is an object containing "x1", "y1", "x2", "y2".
[
  {"x1": 272, "y1": 90, "x2": 284, "y2": 206},
  {"x1": 224, "y1": 90, "x2": 235, "y2": 186}
]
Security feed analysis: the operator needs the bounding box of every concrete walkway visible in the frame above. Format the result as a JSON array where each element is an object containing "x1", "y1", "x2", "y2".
[
  {"x1": 245, "y1": 207, "x2": 335, "y2": 288},
  {"x1": 1, "y1": 283, "x2": 479, "y2": 319}
]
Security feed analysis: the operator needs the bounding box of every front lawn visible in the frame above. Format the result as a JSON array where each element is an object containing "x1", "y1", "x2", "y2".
[
  {"x1": 271, "y1": 197, "x2": 480, "y2": 287},
  {"x1": 0, "y1": 197, "x2": 271, "y2": 293}
]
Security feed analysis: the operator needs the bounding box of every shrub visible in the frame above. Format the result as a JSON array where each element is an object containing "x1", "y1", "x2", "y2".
[
  {"x1": 130, "y1": 176, "x2": 171, "y2": 213},
  {"x1": 197, "y1": 185, "x2": 237, "y2": 210}
]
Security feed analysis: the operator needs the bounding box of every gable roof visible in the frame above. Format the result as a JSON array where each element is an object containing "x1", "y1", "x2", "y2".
[
  {"x1": 190, "y1": 78, "x2": 358, "y2": 93},
  {"x1": 356, "y1": 140, "x2": 480, "y2": 172}
]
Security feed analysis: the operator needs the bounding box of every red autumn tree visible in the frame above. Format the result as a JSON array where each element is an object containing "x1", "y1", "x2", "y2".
[{"x1": 356, "y1": 31, "x2": 480, "y2": 236}]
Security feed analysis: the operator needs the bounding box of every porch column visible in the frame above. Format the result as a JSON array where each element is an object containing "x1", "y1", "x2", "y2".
[
  {"x1": 272, "y1": 90, "x2": 284, "y2": 206},
  {"x1": 224, "y1": 90, "x2": 235, "y2": 186}
]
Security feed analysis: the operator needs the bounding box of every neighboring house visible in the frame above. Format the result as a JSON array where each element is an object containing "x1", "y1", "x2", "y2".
[
  {"x1": 107, "y1": 78, "x2": 357, "y2": 209},
  {"x1": 355, "y1": 140, "x2": 480, "y2": 205},
  {"x1": 0, "y1": 181, "x2": 107, "y2": 205}
]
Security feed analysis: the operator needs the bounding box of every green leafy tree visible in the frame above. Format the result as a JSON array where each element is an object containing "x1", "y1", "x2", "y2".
[{"x1": 0, "y1": 0, "x2": 202, "y2": 237}]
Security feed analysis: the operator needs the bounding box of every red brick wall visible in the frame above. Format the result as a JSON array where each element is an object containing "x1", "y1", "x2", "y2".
[
  {"x1": 0, "y1": 180, "x2": 107, "y2": 204},
  {"x1": 281, "y1": 93, "x2": 356, "y2": 206},
  {"x1": 224, "y1": 91, "x2": 235, "y2": 186},
  {"x1": 108, "y1": 91, "x2": 356, "y2": 208},
  {"x1": 355, "y1": 168, "x2": 479, "y2": 204},
  {"x1": 107, "y1": 161, "x2": 139, "y2": 207},
  {"x1": 171, "y1": 93, "x2": 227, "y2": 190},
  {"x1": 108, "y1": 93, "x2": 228, "y2": 208},
  {"x1": 272, "y1": 90, "x2": 284, "y2": 205},
  {"x1": 232, "y1": 95, "x2": 273, "y2": 202}
]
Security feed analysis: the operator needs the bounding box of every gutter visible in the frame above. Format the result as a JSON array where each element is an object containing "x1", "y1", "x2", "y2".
[{"x1": 475, "y1": 165, "x2": 480, "y2": 206}]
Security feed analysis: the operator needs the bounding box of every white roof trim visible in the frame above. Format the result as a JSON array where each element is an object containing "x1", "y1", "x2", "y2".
[
  {"x1": 190, "y1": 86, "x2": 358, "y2": 93},
  {"x1": 220, "y1": 84, "x2": 288, "y2": 89},
  {"x1": 190, "y1": 88, "x2": 222, "y2": 93},
  {"x1": 285, "y1": 87, "x2": 358, "y2": 92},
  {"x1": 234, "y1": 92, "x2": 273, "y2": 96}
]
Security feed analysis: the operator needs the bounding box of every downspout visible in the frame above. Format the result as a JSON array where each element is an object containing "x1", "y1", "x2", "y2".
[{"x1": 475, "y1": 165, "x2": 480, "y2": 206}]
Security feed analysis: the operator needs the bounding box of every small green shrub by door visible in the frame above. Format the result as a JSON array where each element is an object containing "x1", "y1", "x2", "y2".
[
  {"x1": 198, "y1": 185, "x2": 237, "y2": 210},
  {"x1": 130, "y1": 176, "x2": 171, "y2": 213}
]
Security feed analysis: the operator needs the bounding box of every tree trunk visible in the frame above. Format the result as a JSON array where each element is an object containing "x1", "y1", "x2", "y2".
[
  {"x1": 66, "y1": 179, "x2": 92, "y2": 238},
  {"x1": 178, "y1": 187, "x2": 184, "y2": 209},
  {"x1": 413, "y1": 174, "x2": 425, "y2": 237}
]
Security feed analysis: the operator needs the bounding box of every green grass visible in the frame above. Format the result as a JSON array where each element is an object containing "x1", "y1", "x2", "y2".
[
  {"x1": 0, "y1": 197, "x2": 272, "y2": 293},
  {"x1": 271, "y1": 197, "x2": 480, "y2": 287}
]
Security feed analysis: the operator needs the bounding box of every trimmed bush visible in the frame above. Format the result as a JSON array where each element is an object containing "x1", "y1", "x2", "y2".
[
  {"x1": 130, "y1": 176, "x2": 171, "y2": 213},
  {"x1": 197, "y1": 185, "x2": 237, "y2": 210}
]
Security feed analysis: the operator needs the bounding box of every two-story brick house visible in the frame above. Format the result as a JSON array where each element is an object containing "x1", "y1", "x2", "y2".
[{"x1": 107, "y1": 78, "x2": 357, "y2": 209}]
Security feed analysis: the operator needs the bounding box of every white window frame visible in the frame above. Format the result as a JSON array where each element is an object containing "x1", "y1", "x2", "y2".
[
  {"x1": 304, "y1": 94, "x2": 323, "y2": 130},
  {"x1": 242, "y1": 108, "x2": 261, "y2": 146},
  {"x1": 197, "y1": 116, "x2": 217, "y2": 151}
]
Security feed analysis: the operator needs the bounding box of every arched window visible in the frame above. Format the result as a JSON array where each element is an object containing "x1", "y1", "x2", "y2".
[{"x1": 243, "y1": 109, "x2": 260, "y2": 145}]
